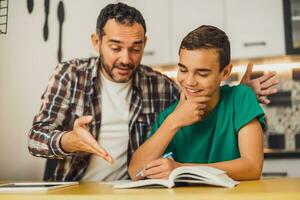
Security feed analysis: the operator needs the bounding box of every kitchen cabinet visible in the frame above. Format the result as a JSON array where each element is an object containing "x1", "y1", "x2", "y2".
[
  {"x1": 224, "y1": 0, "x2": 285, "y2": 59},
  {"x1": 170, "y1": 0, "x2": 285, "y2": 62},
  {"x1": 118, "y1": 0, "x2": 172, "y2": 65},
  {"x1": 263, "y1": 158, "x2": 300, "y2": 178},
  {"x1": 170, "y1": 0, "x2": 225, "y2": 63},
  {"x1": 111, "y1": 0, "x2": 286, "y2": 64},
  {"x1": 283, "y1": 0, "x2": 300, "y2": 54}
]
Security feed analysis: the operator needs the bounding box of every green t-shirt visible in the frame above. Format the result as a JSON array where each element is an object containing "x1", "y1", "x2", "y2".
[{"x1": 148, "y1": 84, "x2": 266, "y2": 164}]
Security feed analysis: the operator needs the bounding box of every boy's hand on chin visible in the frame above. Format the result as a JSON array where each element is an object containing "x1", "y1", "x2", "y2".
[{"x1": 172, "y1": 91, "x2": 210, "y2": 127}]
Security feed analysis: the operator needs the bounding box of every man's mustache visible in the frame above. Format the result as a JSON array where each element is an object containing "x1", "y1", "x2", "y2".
[{"x1": 112, "y1": 63, "x2": 135, "y2": 70}]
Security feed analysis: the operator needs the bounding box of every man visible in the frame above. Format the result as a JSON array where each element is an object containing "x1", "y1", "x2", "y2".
[{"x1": 28, "y1": 3, "x2": 277, "y2": 181}]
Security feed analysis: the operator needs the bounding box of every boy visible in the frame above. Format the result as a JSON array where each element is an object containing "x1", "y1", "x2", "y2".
[{"x1": 128, "y1": 25, "x2": 266, "y2": 181}]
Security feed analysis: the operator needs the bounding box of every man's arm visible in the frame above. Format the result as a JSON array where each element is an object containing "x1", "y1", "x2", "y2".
[
  {"x1": 28, "y1": 64, "x2": 74, "y2": 159},
  {"x1": 28, "y1": 64, "x2": 113, "y2": 163},
  {"x1": 240, "y1": 63, "x2": 279, "y2": 104}
]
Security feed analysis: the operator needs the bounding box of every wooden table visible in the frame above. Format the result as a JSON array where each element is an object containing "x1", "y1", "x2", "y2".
[{"x1": 1, "y1": 178, "x2": 300, "y2": 200}]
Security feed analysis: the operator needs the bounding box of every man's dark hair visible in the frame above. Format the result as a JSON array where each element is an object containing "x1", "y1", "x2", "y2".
[
  {"x1": 96, "y1": 3, "x2": 146, "y2": 38},
  {"x1": 179, "y1": 25, "x2": 230, "y2": 71}
]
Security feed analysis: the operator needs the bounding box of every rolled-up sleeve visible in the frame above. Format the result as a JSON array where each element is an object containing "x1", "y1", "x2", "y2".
[{"x1": 28, "y1": 63, "x2": 74, "y2": 159}]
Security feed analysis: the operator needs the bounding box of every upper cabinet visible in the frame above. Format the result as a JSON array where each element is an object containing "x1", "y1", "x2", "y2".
[
  {"x1": 119, "y1": 0, "x2": 171, "y2": 65},
  {"x1": 170, "y1": 0, "x2": 225, "y2": 63},
  {"x1": 224, "y1": 0, "x2": 285, "y2": 59},
  {"x1": 283, "y1": 0, "x2": 300, "y2": 54},
  {"x1": 171, "y1": 0, "x2": 286, "y2": 62},
  {"x1": 117, "y1": 0, "x2": 286, "y2": 65}
]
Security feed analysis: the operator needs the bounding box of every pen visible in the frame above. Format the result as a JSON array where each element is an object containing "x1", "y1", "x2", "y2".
[
  {"x1": 135, "y1": 152, "x2": 173, "y2": 177},
  {"x1": 162, "y1": 152, "x2": 173, "y2": 159}
]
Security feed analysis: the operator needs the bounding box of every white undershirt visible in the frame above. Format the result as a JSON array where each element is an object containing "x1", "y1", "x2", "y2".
[{"x1": 82, "y1": 73, "x2": 132, "y2": 181}]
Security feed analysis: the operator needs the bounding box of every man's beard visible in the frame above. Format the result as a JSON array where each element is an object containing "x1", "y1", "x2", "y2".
[{"x1": 99, "y1": 53, "x2": 135, "y2": 83}]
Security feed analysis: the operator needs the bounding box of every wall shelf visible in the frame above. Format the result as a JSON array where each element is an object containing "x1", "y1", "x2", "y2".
[{"x1": 0, "y1": 0, "x2": 8, "y2": 34}]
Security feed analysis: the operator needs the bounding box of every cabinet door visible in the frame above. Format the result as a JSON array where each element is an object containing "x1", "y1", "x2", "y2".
[
  {"x1": 225, "y1": 0, "x2": 285, "y2": 59},
  {"x1": 119, "y1": 0, "x2": 171, "y2": 66},
  {"x1": 263, "y1": 159, "x2": 300, "y2": 178},
  {"x1": 170, "y1": 0, "x2": 225, "y2": 63}
]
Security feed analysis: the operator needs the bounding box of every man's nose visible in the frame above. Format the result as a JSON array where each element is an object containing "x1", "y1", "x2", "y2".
[{"x1": 120, "y1": 50, "x2": 130, "y2": 64}]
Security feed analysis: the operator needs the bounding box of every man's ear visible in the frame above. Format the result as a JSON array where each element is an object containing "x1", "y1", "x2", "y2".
[
  {"x1": 221, "y1": 63, "x2": 233, "y2": 81},
  {"x1": 91, "y1": 33, "x2": 100, "y2": 52},
  {"x1": 144, "y1": 35, "x2": 147, "y2": 47}
]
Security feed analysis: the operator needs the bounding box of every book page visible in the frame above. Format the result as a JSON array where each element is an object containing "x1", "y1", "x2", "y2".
[
  {"x1": 169, "y1": 166, "x2": 239, "y2": 188},
  {"x1": 113, "y1": 178, "x2": 173, "y2": 189}
]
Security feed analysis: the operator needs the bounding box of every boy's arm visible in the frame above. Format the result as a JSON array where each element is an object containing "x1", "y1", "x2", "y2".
[
  {"x1": 144, "y1": 119, "x2": 263, "y2": 181},
  {"x1": 128, "y1": 92, "x2": 210, "y2": 181},
  {"x1": 128, "y1": 115, "x2": 180, "y2": 181},
  {"x1": 184, "y1": 119, "x2": 264, "y2": 181}
]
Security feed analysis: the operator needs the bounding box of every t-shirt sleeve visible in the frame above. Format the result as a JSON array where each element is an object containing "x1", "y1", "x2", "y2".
[{"x1": 233, "y1": 84, "x2": 266, "y2": 133}]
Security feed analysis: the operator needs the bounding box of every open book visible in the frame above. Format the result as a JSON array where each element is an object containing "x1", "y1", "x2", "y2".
[{"x1": 113, "y1": 166, "x2": 239, "y2": 189}]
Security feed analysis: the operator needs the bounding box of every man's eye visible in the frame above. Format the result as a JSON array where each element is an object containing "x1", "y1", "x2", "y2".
[
  {"x1": 111, "y1": 48, "x2": 121, "y2": 52},
  {"x1": 179, "y1": 68, "x2": 187, "y2": 73}
]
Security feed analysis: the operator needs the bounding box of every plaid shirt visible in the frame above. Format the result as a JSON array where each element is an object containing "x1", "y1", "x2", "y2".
[{"x1": 28, "y1": 57, "x2": 179, "y2": 181}]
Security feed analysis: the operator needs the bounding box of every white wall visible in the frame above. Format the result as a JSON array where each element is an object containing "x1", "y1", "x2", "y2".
[{"x1": 0, "y1": 0, "x2": 112, "y2": 181}]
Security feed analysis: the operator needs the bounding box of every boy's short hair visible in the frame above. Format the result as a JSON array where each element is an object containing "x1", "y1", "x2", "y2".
[
  {"x1": 96, "y1": 3, "x2": 146, "y2": 38},
  {"x1": 179, "y1": 25, "x2": 230, "y2": 71}
]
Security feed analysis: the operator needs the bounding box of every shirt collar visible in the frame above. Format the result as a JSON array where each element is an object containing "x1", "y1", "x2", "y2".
[{"x1": 91, "y1": 57, "x2": 100, "y2": 80}]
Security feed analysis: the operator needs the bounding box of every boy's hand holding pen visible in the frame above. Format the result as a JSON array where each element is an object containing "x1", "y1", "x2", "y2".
[{"x1": 136, "y1": 152, "x2": 174, "y2": 178}]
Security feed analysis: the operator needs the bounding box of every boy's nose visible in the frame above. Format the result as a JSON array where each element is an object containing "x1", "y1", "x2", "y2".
[{"x1": 185, "y1": 74, "x2": 197, "y2": 86}]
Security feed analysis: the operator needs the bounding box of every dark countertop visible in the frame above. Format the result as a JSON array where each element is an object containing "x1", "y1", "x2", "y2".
[{"x1": 264, "y1": 149, "x2": 300, "y2": 159}]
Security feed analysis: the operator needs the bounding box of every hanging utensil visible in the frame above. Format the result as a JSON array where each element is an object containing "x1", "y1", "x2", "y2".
[
  {"x1": 57, "y1": 1, "x2": 64, "y2": 62},
  {"x1": 27, "y1": 0, "x2": 34, "y2": 14},
  {"x1": 43, "y1": 0, "x2": 50, "y2": 41}
]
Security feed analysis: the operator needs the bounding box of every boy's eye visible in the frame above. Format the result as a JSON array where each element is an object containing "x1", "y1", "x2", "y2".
[
  {"x1": 198, "y1": 72, "x2": 209, "y2": 76},
  {"x1": 200, "y1": 73, "x2": 209, "y2": 76},
  {"x1": 131, "y1": 47, "x2": 142, "y2": 53}
]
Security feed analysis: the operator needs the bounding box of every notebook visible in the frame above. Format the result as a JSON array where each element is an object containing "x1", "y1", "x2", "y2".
[
  {"x1": 0, "y1": 182, "x2": 78, "y2": 192},
  {"x1": 113, "y1": 166, "x2": 239, "y2": 189}
]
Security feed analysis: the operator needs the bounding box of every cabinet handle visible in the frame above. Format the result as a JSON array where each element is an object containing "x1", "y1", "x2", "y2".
[
  {"x1": 262, "y1": 172, "x2": 288, "y2": 177},
  {"x1": 143, "y1": 51, "x2": 155, "y2": 56},
  {"x1": 244, "y1": 41, "x2": 267, "y2": 47}
]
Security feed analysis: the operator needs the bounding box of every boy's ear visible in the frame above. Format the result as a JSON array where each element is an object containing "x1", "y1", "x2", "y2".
[
  {"x1": 91, "y1": 33, "x2": 101, "y2": 52},
  {"x1": 221, "y1": 63, "x2": 233, "y2": 81}
]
